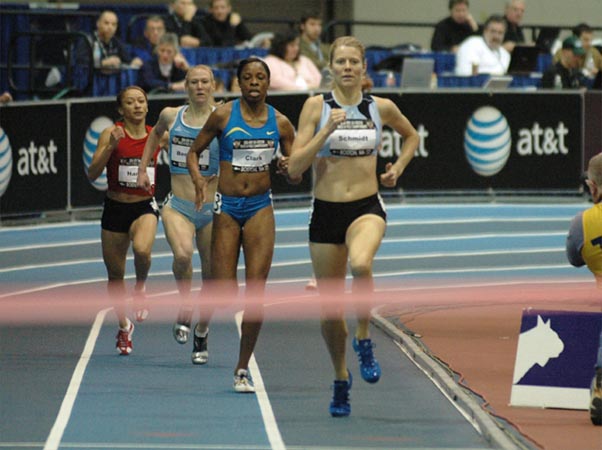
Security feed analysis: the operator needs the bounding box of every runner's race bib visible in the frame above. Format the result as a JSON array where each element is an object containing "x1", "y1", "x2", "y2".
[
  {"x1": 171, "y1": 135, "x2": 210, "y2": 171},
  {"x1": 118, "y1": 158, "x2": 155, "y2": 187},
  {"x1": 329, "y1": 119, "x2": 376, "y2": 156},
  {"x1": 231, "y1": 139, "x2": 275, "y2": 172}
]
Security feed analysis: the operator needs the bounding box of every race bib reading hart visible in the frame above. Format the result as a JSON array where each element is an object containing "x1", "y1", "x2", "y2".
[{"x1": 118, "y1": 158, "x2": 155, "y2": 187}]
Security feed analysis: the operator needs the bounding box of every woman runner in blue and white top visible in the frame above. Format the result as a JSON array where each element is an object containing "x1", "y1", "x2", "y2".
[
  {"x1": 137, "y1": 65, "x2": 220, "y2": 365},
  {"x1": 288, "y1": 36, "x2": 420, "y2": 417},
  {"x1": 187, "y1": 57, "x2": 299, "y2": 393}
]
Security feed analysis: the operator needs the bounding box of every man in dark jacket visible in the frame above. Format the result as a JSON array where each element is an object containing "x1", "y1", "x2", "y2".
[
  {"x1": 199, "y1": 0, "x2": 252, "y2": 47},
  {"x1": 542, "y1": 36, "x2": 588, "y2": 89},
  {"x1": 165, "y1": 0, "x2": 212, "y2": 48},
  {"x1": 431, "y1": 0, "x2": 479, "y2": 53}
]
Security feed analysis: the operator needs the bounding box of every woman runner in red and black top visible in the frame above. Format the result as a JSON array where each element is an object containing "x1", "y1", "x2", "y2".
[{"x1": 88, "y1": 85, "x2": 161, "y2": 355}]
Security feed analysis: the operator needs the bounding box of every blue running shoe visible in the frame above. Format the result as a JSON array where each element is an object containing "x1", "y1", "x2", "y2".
[
  {"x1": 352, "y1": 337, "x2": 381, "y2": 383},
  {"x1": 329, "y1": 371, "x2": 352, "y2": 417}
]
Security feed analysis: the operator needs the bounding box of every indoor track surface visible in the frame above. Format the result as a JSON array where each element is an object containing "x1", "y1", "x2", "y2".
[{"x1": 0, "y1": 202, "x2": 594, "y2": 450}]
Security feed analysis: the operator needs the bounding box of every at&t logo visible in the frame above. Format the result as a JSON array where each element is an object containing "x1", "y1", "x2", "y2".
[
  {"x1": 464, "y1": 106, "x2": 511, "y2": 177},
  {"x1": 83, "y1": 116, "x2": 113, "y2": 190},
  {"x1": 0, "y1": 127, "x2": 12, "y2": 197}
]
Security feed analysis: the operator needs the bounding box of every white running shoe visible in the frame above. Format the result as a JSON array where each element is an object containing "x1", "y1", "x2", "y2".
[
  {"x1": 116, "y1": 320, "x2": 134, "y2": 355},
  {"x1": 172, "y1": 323, "x2": 191, "y2": 344},
  {"x1": 191, "y1": 330, "x2": 208, "y2": 365},
  {"x1": 233, "y1": 369, "x2": 255, "y2": 393}
]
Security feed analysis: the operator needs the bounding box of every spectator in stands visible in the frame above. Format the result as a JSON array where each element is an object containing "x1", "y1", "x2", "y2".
[
  {"x1": 199, "y1": 0, "x2": 252, "y2": 47},
  {"x1": 77, "y1": 10, "x2": 143, "y2": 70},
  {"x1": 554, "y1": 23, "x2": 602, "y2": 81},
  {"x1": 299, "y1": 11, "x2": 330, "y2": 71},
  {"x1": 502, "y1": 0, "x2": 526, "y2": 53},
  {"x1": 133, "y1": 16, "x2": 190, "y2": 69},
  {"x1": 139, "y1": 33, "x2": 189, "y2": 93},
  {"x1": 455, "y1": 15, "x2": 510, "y2": 76},
  {"x1": 0, "y1": 92, "x2": 13, "y2": 104},
  {"x1": 165, "y1": 0, "x2": 212, "y2": 48},
  {"x1": 263, "y1": 30, "x2": 322, "y2": 91},
  {"x1": 182, "y1": 0, "x2": 206, "y2": 23},
  {"x1": 542, "y1": 36, "x2": 588, "y2": 89},
  {"x1": 132, "y1": 16, "x2": 166, "y2": 63},
  {"x1": 430, "y1": 0, "x2": 479, "y2": 53}
]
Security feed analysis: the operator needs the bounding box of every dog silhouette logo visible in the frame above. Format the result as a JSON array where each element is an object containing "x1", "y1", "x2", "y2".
[{"x1": 513, "y1": 315, "x2": 565, "y2": 384}]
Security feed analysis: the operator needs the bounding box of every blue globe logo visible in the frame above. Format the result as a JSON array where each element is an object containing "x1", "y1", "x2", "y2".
[
  {"x1": 464, "y1": 106, "x2": 511, "y2": 177},
  {"x1": 83, "y1": 116, "x2": 113, "y2": 190},
  {"x1": 0, "y1": 127, "x2": 13, "y2": 197}
]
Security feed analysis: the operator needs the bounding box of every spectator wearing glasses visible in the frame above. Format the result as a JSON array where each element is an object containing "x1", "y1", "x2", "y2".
[{"x1": 455, "y1": 15, "x2": 510, "y2": 76}]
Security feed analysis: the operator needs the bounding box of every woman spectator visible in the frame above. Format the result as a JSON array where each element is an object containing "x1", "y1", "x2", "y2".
[
  {"x1": 139, "y1": 33, "x2": 189, "y2": 93},
  {"x1": 264, "y1": 30, "x2": 322, "y2": 91}
]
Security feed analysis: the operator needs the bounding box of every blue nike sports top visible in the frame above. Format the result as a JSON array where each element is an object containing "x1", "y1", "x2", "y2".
[{"x1": 219, "y1": 99, "x2": 279, "y2": 173}]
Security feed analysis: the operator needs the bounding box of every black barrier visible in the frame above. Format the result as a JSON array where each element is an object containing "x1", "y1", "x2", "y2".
[
  {"x1": 0, "y1": 91, "x2": 589, "y2": 217},
  {"x1": 265, "y1": 93, "x2": 315, "y2": 196},
  {"x1": 0, "y1": 103, "x2": 68, "y2": 215},
  {"x1": 376, "y1": 92, "x2": 583, "y2": 190}
]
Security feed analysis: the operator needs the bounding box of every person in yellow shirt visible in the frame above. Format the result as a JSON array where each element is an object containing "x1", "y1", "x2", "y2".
[{"x1": 566, "y1": 152, "x2": 602, "y2": 425}]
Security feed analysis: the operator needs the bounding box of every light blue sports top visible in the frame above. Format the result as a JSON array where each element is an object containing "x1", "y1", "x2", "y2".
[
  {"x1": 168, "y1": 105, "x2": 219, "y2": 176},
  {"x1": 219, "y1": 99, "x2": 279, "y2": 173},
  {"x1": 317, "y1": 91, "x2": 382, "y2": 158}
]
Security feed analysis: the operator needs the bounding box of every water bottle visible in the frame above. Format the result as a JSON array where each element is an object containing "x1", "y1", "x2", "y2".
[
  {"x1": 554, "y1": 74, "x2": 562, "y2": 90},
  {"x1": 385, "y1": 71, "x2": 396, "y2": 87},
  {"x1": 93, "y1": 41, "x2": 101, "y2": 69},
  {"x1": 584, "y1": 54, "x2": 595, "y2": 78}
]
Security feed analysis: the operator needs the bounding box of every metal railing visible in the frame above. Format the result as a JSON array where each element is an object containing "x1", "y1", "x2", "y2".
[{"x1": 7, "y1": 31, "x2": 93, "y2": 98}]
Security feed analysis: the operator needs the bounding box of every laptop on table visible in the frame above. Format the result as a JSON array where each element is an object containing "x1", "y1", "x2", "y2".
[
  {"x1": 483, "y1": 76, "x2": 513, "y2": 90},
  {"x1": 507, "y1": 45, "x2": 540, "y2": 75},
  {"x1": 400, "y1": 58, "x2": 435, "y2": 89}
]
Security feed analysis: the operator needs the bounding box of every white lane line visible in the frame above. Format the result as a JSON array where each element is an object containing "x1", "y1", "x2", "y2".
[
  {"x1": 0, "y1": 239, "x2": 100, "y2": 253},
  {"x1": 0, "y1": 238, "x2": 565, "y2": 273},
  {"x1": 43, "y1": 308, "x2": 110, "y2": 450},
  {"x1": 1, "y1": 443, "x2": 416, "y2": 449},
  {"x1": 235, "y1": 311, "x2": 286, "y2": 450}
]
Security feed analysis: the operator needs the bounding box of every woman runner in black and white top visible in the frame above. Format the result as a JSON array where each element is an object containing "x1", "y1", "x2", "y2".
[{"x1": 288, "y1": 36, "x2": 419, "y2": 417}]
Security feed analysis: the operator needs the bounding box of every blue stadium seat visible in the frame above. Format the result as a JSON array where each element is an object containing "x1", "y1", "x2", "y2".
[{"x1": 437, "y1": 73, "x2": 489, "y2": 87}]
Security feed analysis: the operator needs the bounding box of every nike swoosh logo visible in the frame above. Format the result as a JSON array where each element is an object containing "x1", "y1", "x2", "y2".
[
  {"x1": 225, "y1": 127, "x2": 252, "y2": 138},
  {"x1": 266, "y1": 130, "x2": 276, "y2": 136}
]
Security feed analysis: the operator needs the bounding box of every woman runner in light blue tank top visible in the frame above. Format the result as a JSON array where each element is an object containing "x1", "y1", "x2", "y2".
[
  {"x1": 187, "y1": 57, "x2": 300, "y2": 393},
  {"x1": 137, "y1": 65, "x2": 220, "y2": 365},
  {"x1": 288, "y1": 36, "x2": 420, "y2": 417}
]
